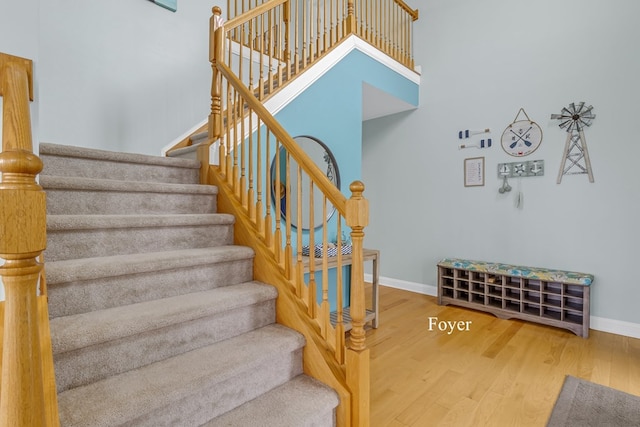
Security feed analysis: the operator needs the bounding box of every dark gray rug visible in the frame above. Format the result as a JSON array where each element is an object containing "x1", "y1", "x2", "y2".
[{"x1": 547, "y1": 375, "x2": 640, "y2": 426}]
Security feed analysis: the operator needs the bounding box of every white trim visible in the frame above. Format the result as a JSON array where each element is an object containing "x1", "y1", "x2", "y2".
[
  {"x1": 264, "y1": 35, "x2": 420, "y2": 117},
  {"x1": 368, "y1": 274, "x2": 640, "y2": 339}
]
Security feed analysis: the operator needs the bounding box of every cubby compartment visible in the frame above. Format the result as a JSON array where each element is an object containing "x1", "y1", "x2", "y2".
[
  {"x1": 487, "y1": 296, "x2": 502, "y2": 309},
  {"x1": 442, "y1": 287, "x2": 454, "y2": 298},
  {"x1": 437, "y1": 260, "x2": 592, "y2": 338},
  {"x1": 441, "y1": 277, "x2": 454, "y2": 288},
  {"x1": 471, "y1": 282, "x2": 485, "y2": 293},
  {"x1": 504, "y1": 300, "x2": 520, "y2": 312},
  {"x1": 471, "y1": 293, "x2": 485, "y2": 304},
  {"x1": 523, "y1": 303, "x2": 541, "y2": 316},
  {"x1": 455, "y1": 280, "x2": 469, "y2": 291},
  {"x1": 440, "y1": 267, "x2": 455, "y2": 278}
]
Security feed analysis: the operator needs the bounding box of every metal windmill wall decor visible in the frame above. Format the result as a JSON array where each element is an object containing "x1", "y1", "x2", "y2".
[{"x1": 551, "y1": 102, "x2": 596, "y2": 183}]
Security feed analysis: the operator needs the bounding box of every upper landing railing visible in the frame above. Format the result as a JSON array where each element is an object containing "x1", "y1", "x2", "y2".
[{"x1": 219, "y1": 0, "x2": 419, "y2": 103}]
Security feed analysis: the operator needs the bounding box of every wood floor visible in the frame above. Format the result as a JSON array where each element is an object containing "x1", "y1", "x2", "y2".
[{"x1": 366, "y1": 285, "x2": 640, "y2": 427}]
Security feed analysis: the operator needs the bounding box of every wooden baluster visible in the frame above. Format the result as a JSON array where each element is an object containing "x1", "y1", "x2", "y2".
[
  {"x1": 225, "y1": 79, "x2": 233, "y2": 184},
  {"x1": 273, "y1": 141, "x2": 282, "y2": 262},
  {"x1": 233, "y1": 92, "x2": 241, "y2": 198},
  {"x1": 239, "y1": 61, "x2": 247, "y2": 208},
  {"x1": 255, "y1": 117, "x2": 264, "y2": 235},
  {"x1": 346, "y1": 0, "x2": 356, "y2": 35},
  {"x1": 302, "y1": 0, "x2": 308, "y2": 68},
  {"x1": 283, "y1": 0, "x2": 291, "y2": 78},
  {"x1": 323, "y1": 0, "x2": 328, "y2": 53},
  {"x1": 0, "y1": 58, "x2": 47, "y2": 427},
  {"x1": 293, "y1": 0, "x2": 300, "y2": 75},
  {"x1": 264, "y1": 129, "x2": 273, "y2": 248},
  {"x1": 248, "y1": 17, "x2": 255, "y2": 95},
  {"x1": 267, "y1": 10, "x2": 274, "y2": 96},
  {"x1": 316, "y1": 0, "x2": 321, "y2": 55},
  {"x1": 295, "y1": 164, "x2": 304, "y2": 298},
  {"x1": 248, "y1": 110, "x2": 256, "y2": 222},
  {"x1": 284, "y1": 151, "x2": 293, "y2": 278},
  {"x1": 320, "y1": 196, "x2": 329, "y2": 337},
  {"x1": 335, "y1": 215, "x2": 345, "y2": 364},
  {"x1": 277, "y1": 9, "x2": 284, "y2": 88},
  {"x1": 258, "y1": 12, "x2": 265, "y2": 101},
  {"x1": 394, "y1": 2, "x2": 399, "y2": 60},
  {"x1": 345, "y1": 181, "x2": 370, "y2": 427},
  {"x1": 307, "y1": 179, "x2": 316, "y2": 318}
]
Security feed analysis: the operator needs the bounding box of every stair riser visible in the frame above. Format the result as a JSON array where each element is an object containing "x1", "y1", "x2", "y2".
[
  {"x1": 54, "y1": 300, "x2": 277, "y2": 393},
  {"x1": 48, "y1": 259, "x2": 254, "y2": 318},
  {"x1": 41, "y1": 155, "x2": 200, "y2": 184},
  {"x1": 46, "y1": 225, "x2": 233, "y2": 262},
  {"x1": 128, "y1": 349, "x2": 303, "y2": 427},
  {"x1": 45, "y1": 190, "x2": 216, "y2": 215}
]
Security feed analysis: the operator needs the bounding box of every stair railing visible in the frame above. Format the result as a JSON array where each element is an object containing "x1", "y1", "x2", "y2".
[
  {"x1": 169, "y1": 0, "x2": 417, "y2": 155},
  {"x1": 219, "y1": 0, "x2": 418, "y2": 104},
  {"x1": 207, "y1": 5, "x2": 373, "y2": 424},
  {"x1": 0, "y1": 53, "x2": 59, "y2": 426}
]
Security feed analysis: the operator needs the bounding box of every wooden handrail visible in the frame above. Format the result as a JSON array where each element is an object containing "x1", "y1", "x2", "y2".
[
  {"x1": 217, "y1": 61, "x2": 348, "y2": 214},
  {"x1": 211, "y1": 10, "x2": 371, "y2": 421},
  {"x1": 224, "y1": 0, "x2": 288, "y2": 32},
  {"x1": 0, "y1": 54, "x2": 51, "y2": 426},
  {"x1": 392, "y1": 0, "x2": 419, "y2": 20}
]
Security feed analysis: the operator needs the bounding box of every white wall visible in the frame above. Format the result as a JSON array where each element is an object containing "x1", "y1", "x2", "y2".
[
  {"x1": 363, "y1": 0, "x2": 640, "y2": 330},
  {"x1": 38, "y1": 0, "x2": 217, "y2": 155}
]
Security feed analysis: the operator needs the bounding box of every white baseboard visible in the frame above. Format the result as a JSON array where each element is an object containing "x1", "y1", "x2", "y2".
[
  {"x1": 590, "y1": 316, "x2": 640, "y2": 340},
  {"x1": 364, "y1": 273, "x2": 437, "y2": 296},
  {"x1": 365, "y1": 274, "x2": 640, "y2": 339}
]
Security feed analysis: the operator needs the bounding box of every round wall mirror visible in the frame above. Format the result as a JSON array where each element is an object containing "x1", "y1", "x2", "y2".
[{"x1": 270, "y1": 135, "x2": 340, "y2": 230}]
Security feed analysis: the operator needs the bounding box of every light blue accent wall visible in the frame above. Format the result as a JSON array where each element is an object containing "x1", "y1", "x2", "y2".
[
  {"x1": 274, "y1": 49, "x2": 419, "y2": 247},
  {"x1": 272, "y1": 48, "x2": 419, "y2": 307}
]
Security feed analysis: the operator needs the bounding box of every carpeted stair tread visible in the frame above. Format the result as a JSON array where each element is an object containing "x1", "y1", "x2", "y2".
[
  {"x1": 40, "y1": 142, "x2": 200, "y2": 169},
  {"x1": 203, "y1": 374, "x2": 339, "y2": 427},
  {"x1": 41, "y1": 142, "x2": 337, "y2": 425},
  {"x1": 43, "y1": 175, "x2": 218, "y2": 215},
  {"x1": 46, "y1": 246, "x2": 255, "y2": 318},
  {"x1": 56, "y1": 324, "x2": 304, "y2": 427},
  {"x1": 45, "y1": 214, "x2": 235, "y2": 262},
  {"x1": 51, "y1": 281, "x2": 277, "y2": 354},
  {"x1": 40, "y1": 174, "x2": 216, "y2": 194},
  {"x1": 47, "y1": 213, "x2": 234, "y2": 231},
  {"x1": 46, "y1": 245, "x2": 254, "y2": 284}
]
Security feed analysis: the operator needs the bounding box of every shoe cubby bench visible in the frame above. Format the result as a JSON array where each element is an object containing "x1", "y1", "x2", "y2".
[{"x1": 437, "y1": 258, "x2": 593, "y2": 338}]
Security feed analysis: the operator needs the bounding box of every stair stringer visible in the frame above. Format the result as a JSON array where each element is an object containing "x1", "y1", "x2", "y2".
[{"x1": 208, "y1": 167, "x2": 352, "y2": 427}]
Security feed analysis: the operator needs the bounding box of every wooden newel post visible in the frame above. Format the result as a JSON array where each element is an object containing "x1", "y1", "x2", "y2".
[
  {"x1": 209, "y1": 6, "x2": 223, "y2": 142},
  {"x1": 0, "y1": 59, "x2": 47, "y2": 426},
  {"x1": 345, "y1": 0, "x2": 356, "y2": 35},
  {"x1": 345, "y1": 180, "x2": 370, "y2": 427}
]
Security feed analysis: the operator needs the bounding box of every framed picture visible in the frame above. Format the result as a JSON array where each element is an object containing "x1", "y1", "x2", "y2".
[{"x1": 464, "y1": 157, "x2": 485, "y2": 187}]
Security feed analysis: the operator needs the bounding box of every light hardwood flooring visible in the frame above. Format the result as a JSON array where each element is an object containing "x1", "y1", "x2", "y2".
[{"x1": 366, "y1": 285, "x2": 640, "y2": 427}]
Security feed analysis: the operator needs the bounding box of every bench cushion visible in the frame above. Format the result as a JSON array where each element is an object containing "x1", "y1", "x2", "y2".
[{"x1": 438, "y1": 258, "x2": 593, "y2": 286}]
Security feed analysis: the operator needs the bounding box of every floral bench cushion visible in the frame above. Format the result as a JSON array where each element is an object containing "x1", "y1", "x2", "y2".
[{"x1": 438, "y1": 258, "x2": 593, "y2": 286}]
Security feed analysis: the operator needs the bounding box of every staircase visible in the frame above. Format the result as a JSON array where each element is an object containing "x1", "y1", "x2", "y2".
[{"x1": 39, "y1": 142, "x2": 339, "y2": 426}]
